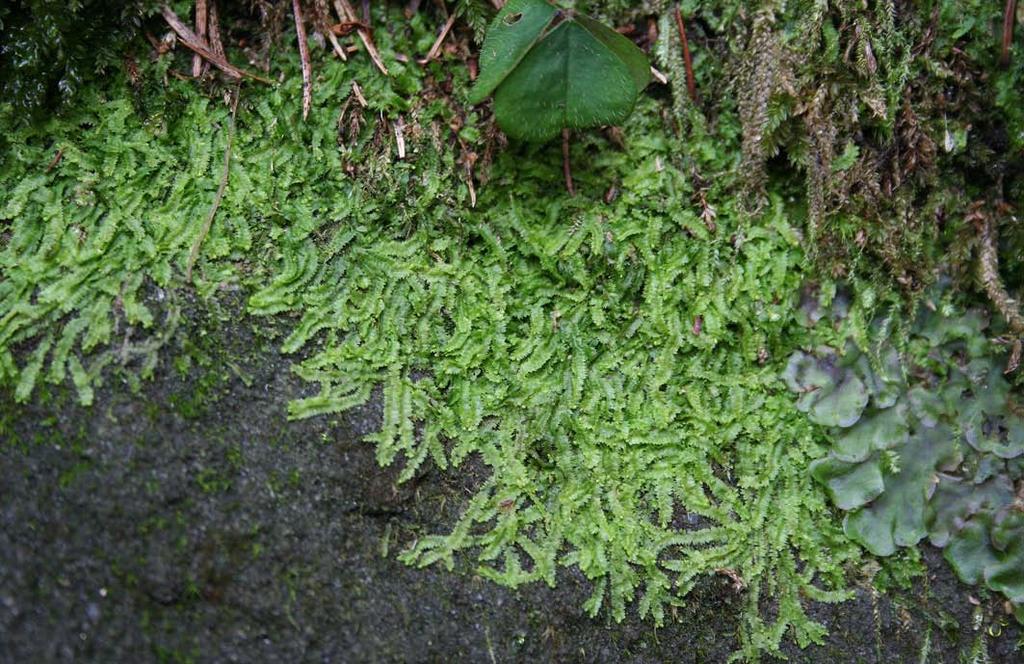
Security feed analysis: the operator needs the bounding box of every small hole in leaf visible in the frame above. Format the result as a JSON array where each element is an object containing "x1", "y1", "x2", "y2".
[{"x1": 503, "y1": 12, "x2": 523, "y2": 26}]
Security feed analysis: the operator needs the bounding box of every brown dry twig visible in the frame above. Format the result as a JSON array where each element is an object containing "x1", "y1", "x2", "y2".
[
  {"x1": 161, "y1": 5, "x2": 272, "y2": 83},
  {"x1": 208, "y1": 0, "x2": 226, "y2": 58},
  {"x1": 187, "y1": 88, "x2": 240, "y2": 282},
  {"x1": 350, "y1": 80, "x2": 369, "y2": 107},
  {"x1": 314, "y1": 0, "x2": 349, "y2": 60},
  {"x1": 1003, "y1": 0, "x2": 1018, "y2": 67},
  {"x1": 456, "y1": 138, "x2": 478, "y2": 208},
  {"x1": 334, "y1": 0, "x2": 389, "y2": 75},
  {"x1": 419, "y1": 11, "x2": 457, "y2": 65},
  {"x1": 649, "y1": 66, "x2": 668, "y2": 85},
  {"x1": 45, "y1": 149, "x2": 64, "y2": 172},
  {"x1": 329, "y1": 20, "x2": 370, "y2": 36},
  {"x1": 193, "y1": 0, "x2": 208, "y2": 76},
  {"x1": 394, "y1": 115, "x2": 406, "y2": 159},
  {"x1": 293, "y1": 0, "x2": 313, "y2": 120}
]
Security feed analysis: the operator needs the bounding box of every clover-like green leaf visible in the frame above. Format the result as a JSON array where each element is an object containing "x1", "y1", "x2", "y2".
[
  {"x1": 468, "y1": 0, "x2": 559, "y2": 105},
  {"x1": 468, "y1": 1, "x2": 651, "y2": 141},
  {"x1": 573, "y1": 14, "x2": 650, "y2": 95}
]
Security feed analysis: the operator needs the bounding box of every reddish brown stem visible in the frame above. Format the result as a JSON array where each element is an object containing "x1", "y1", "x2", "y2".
[
  {"x1": 293, "y1": 0, "x2": 313, "y2": 120},
  {"x1": 562, "y1": 129, "x2": 575, "y2": 197},
  {"x1": 673, "y1": 4, "x2": 697, "y2": 102},
  {"x1": 1002, "y1": 0, "x2": 1017, "y2": 67},
  {"x1": 45, "y1": 149, "x2": 63, "y2": 172}
]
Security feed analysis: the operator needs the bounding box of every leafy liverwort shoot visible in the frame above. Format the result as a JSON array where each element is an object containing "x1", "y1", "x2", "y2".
[{"x1": 468, "y1": 0, "x2": 651, "y2": 142}]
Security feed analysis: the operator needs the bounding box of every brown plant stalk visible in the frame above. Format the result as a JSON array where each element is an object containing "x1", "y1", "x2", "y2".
[
  {"x1": 1003, "y1": 0, "x2": 1018, "y2": 67},
  {"x1": 673, "y1": 4, "x2": 697, "y2": 102},
  {"x1": 334, "y1": 0, "x2": 389, "y2": 75},
  {"x1": 187, "y1": 88, "x2": 240, "y2": 282},
  {"x1": 293, "y1": 0, "x2": 313, "y2": 120},
  {"x1": 975, "y1": 205, "x2": 1024, "y2": 336},
  {"x1": 193, "y1": 0, "x2": 208, "y2": 76},
  {"x1": 161, "y1": 5, "x2": 271, "y2": 83}
]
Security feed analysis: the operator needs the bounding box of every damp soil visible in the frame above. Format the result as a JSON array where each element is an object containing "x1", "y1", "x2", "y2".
[{"x1": 1, "y1": 294, "x2": 1020, "y2": 663}]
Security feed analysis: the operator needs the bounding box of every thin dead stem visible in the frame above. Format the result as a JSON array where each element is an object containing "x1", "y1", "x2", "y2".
[
  {"x1": 420, "y1": 12, "x2": 457, "y2": 64},
  {"x1": 293, "y1": 0, "x2": 313, "y2": 119},
  {"x1": 187, "y1": 88, "x2": 240, "y2": 282},
  {"x1": 334, "y1": 0, "x2": 389, "y2": 75},
  {"x1": 161, "y1": 5, "x2": 272, "y2": 83},
  {"x1": 1002, "y1": 0, "x2": 1018, "y2": 67},
  {"x1": 193, "y1": 0, "x2": 208, "y2": 76},
  {"x1": 208, "y1": 0, "x2": 226, "y2": 58}
]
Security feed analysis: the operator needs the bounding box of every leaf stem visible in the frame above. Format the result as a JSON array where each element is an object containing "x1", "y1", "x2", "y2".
[
  {"x1": 673, "y1": 4, "x2": 697, "y2": 102},
  {"x1": 562, "y1": 129, "x2": 575, "y2": 196}
]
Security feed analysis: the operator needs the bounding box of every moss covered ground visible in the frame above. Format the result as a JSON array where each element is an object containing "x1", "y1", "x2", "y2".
[{"x1": 2, "y1": 1, "x2": 1024, "y2": 660}]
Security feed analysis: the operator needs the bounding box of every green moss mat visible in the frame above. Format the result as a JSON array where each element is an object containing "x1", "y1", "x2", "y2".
[{"x1": 3, "y1": 2, "x2": 1022, "y2": 659}]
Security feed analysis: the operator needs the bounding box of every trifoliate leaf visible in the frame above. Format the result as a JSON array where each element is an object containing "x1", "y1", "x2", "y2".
[
  {"x1": 468, "y1": 0, "x2": 650, "y2": 141},
  {"x1": 468, "y1": 0, "x2": 559, "y2": 105}
]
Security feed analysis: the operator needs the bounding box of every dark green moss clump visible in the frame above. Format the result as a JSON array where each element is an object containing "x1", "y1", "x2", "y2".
[{"x1": 0, "y1": 1, "x2": 160, "y2": 113}]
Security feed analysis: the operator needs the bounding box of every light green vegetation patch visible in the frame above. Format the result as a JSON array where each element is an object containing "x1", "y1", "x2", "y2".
[{"x1": 0, "y1": 5, "x2": 869, "y2": 659}]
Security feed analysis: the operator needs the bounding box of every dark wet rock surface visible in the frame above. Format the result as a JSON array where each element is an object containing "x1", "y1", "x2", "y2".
[{"x1": 1, "y1": 298, "x2": 1020, "y2": 662}]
